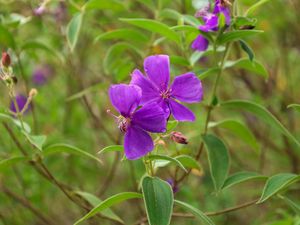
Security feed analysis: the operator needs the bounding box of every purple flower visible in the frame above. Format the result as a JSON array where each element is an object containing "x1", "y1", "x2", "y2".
[
  {"x1": 166, "y1": 179, "x2": 179, "y2": 193},
  {"x1": 109, "y1": 84, "x2": 167, "y2": 160},
  {"x1": 10, "y1": 95, "x2": 29, "y2": 113},
  {"x1": 192, "y1": 35, "x2": 209, "y2": 52},
  {"x1": 130, "y1": 55, "x2": 203, "y2": 122},
  {"x1": 32, "y1": 65, "x2": 53, "y2": 85},
  {"x1": 34, "y1": 5, "x2": 46, "y2": 16}
]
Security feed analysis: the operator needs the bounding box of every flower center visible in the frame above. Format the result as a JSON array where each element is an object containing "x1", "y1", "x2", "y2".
[
  {"x1": 160, "y1": 89, "x2": 171, "y2": 99},
  {"x1": 118, "y1": 116, "x2": 131, "y2": 133}
]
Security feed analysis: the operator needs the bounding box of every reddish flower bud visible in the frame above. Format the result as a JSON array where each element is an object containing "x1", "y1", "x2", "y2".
[
  {"x1": 170, "y1": 131, "x2": 188, "y2": 145},
  {"x1": 2, "y1": 52, "x2": 11, "y2": 67}
]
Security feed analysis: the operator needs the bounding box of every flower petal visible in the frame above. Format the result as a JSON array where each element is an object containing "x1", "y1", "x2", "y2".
[
  {"x1": 109, "y1": 84, "x2": 141, "y2": 117},
  {"x1": 144, "y1": 55, "x2": 170, "y2": 90},
  {"x1": 169, "y1": 99, "x2": 196, "y2": 122},
  {"x1": 130, "y1": 69, "x2": 160, "y2": 104},
  {"x1": 171, "y1": 73, "x2": 203, "y2": 103},
  {"x1": 132, "y1": 102, "x2": 166, "y2": 133},
  {"x1": 191, "y1": 35, "x2": 209, "y2": 52},
  {"x1": 199, "y1": 14, "x2": 219, "y2": 32},
  {"x1": 124, "y1": 126, "x2": 154, "y2": 160}
]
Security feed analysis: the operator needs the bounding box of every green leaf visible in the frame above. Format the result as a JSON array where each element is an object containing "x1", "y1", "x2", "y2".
[
  {"x1": 22, "y1": 131, "x2": 46, "y2": 151},
  {"x1": 287, "y1": 104, "x2": 300, "y2": 112},
  {"x1": 224, "y1": 58, "x2": 268, "y2": 79},
  {"x1": 142, "y1": 176, "x2": 174, "y2": 225},
  {"x1": 217, "y1": 30, "x2": 263, "y2": 45},
  {"x1": 209, "y1": 119, "x2": 260, "y2": 153},
  {"x1": 43, "y1": 144, "x2": 102, "y2": 164},
  {"x1": 66, "y1": 83, "x2": 107, "y2": 102},
  {"x1": 67, "y1": 13, "x2": 83, "y2": 52},
  {"x1": 148, "y1": 154, "x2": 187, "y2": 172},
  {"x1": 74, "y1": 192, "x2": 142, "y2": 225},
  {"x1": 174, "y1": 200, "x2": 215, "y2": 225},
  {"x1": 120, "y1": 18, "x2": 180, "y2": 44},
  {"x1": 0, "y1": 156, "x2": 27, "y2": 172},
  {"x1": 202, "y1": 134, "x2": 230, "y2": 191},
  {"x1": 0, "y1": 113, "x2": 31, "y2": 133},
  {"x1": 258, "y1": 173, "x2": 300, "y2": 203},
  {"x1": 239, "y1": 40, "x2": 254, "y2": 61},
  {"x1": 170, "y1": 56, "x2": 190, "y2": 67},
  {"x1": 166, "y1": 120, "x2": 179, "y2": 132},
  {"x1": 198, "y1": 68, "x2": 221, "y2": 80},
  {"x1": 221, "y1": 100, "x2": 300, "y2": 153},
  {"x1": 21, "y1": 41, "x2": 64, "y2": 62},
  {"x1": 84, "y1": 0, "x2": 125, "y2": 11},
  {"x1": 98, "y1": 145, "x2": 124, "y2": 155},
  {"x1": 0, "y1": 24, "x2": 16, "y2": 49},
  {"x1": 94, "y1": 29, "x2": 149, "y2": 44},
  {"x1": 174, "y1": 155, "x2": 202, "y2": 171},
  {"x1": 222, "y1": 171, "x2": 267, "y2": 190},
  {"x1": 245, "y1": 0, "x2": 272, "y2": 16},
  {"x1": 280, "y1": 196, "x2": 300, "y2": 215},
  {"x1": 74, "y1": 191, "x2": 124, "y2": 224}
]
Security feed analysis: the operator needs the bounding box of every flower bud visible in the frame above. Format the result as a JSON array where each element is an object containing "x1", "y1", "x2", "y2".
[
  {"x1": 170, "y1": 131, "x2": 188, "y2": 145},
  {"x1": 29, "y1": 88, "x2": 38, "y2": 98},
  {"x1": 2, "y1": 52, "x2": 11, "y2": 67}
]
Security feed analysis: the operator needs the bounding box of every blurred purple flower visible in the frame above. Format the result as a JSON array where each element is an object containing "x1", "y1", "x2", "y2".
[
  {"x1": 130, "y1": 55, "x2": 203, "y2": 122},
  {"x1": 109, "y1": 84, "x2": 166, "y2": 160},
  {"x1": 10, "y1": 95, "x2": 29, "y2": 113},
  {"x1": 32, "y1": 65, "x2": 53, "y2": 85},
  {"x1": 192, "y1": 0, "x2": 231, "y2": 52},
  {"x1": 166, "y1": 179, "x2": 179, "y2": 193},
  {"x1": 54, "y1": 1, "x2": 68, "y2": 23},
  {"x1": 34, "y1": 5, "x2": 46, "y2": 16}
]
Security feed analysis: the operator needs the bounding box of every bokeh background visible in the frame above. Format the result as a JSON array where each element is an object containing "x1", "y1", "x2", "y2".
[{"x1": 0, "y1": 0, "x2": 300, "y2": 224}]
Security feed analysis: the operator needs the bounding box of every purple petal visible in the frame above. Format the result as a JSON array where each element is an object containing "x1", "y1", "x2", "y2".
[
  {"x1": 213, "y1": 1, "x2": 231, "y2": 26},
  {"x1": 191, "y1": 35, "x2": 209, "y2": 52},
  {"x1": 131, "y1": 102, "x2": 166, "y2": 133},
  {"x1": 169, "y1": 99, "x2": 196, "y2": 122},
  {"x1": 130, "y1": 69, "x2": 160, "y2": 104},
  {"x1": 144, "y1": 55, "x2": 170, "y2": 90},
  {"x1": 109, "y1": 84, "x2": 142, "y2": 117},
  {"x1": 171, "y1": 73, "x2": 203, "y2": 103},
  {"x1": 199, "y1": 14, "x2": 219, "y2": 32},
  {"x1": 10, "y1": 95, "x2": 28, "y2": 113},
  {"x1": 124, "y1": 126, "x2": 154, "y2": 160}
]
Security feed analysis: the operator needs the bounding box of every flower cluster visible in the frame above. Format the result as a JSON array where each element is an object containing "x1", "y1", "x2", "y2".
[
  {"x1": 192, "y1": 0, "x2": 231, "y2": 52},
  {"x1": 108, "y1": 55, "x2": 203, "y2": 160}
]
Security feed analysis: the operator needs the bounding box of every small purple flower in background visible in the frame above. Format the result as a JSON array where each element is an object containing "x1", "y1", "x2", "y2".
[
  {"x1": 130, "y1": 55, "x2": 203, "y2": 122},
  {"x1": 109, "y1": 84, "x2": 167, "y2": 160},
  {"x1": 10, "y1": 94, "x2": 29, "y2": 114},
  {"x1": 54, "y1": 1, "x2": 68, "y2": 23},
  {"x1": 34, "y1": 5, "x2": 46, "y2": 16},
  {"x1": 192, "y1": 0, "x2": 231, "y2": 52},
  {"x1": 32, "y1": 65, "x2": 53, "y2": 85},
  {"x1": 166, "y1": 179, "x2": 179, "y2": 193}
]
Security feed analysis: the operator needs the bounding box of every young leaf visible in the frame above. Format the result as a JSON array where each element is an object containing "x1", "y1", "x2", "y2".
[
  {"x1": 258, "y1": 173, "x2": 300, "y2": 203},
  {"x1": 209, "y1": 119, "x2": 260, "y2": 153},
  {"x1": 67, "y1": 13, "x2": 83, "y2": 52},
  {"x1": 98, "y1": 145, "x2": 124, "y2": 155},
  {"x1": 22, "y1": 131, "x2": 46, "y2": 151},
  {"x1": 217, "y1": 30, "x2": 263, "y2": 45},
  {"x1": 222, "y1": 171, "x2": 267, "y2": 190},
  {"x1": 239, "y1": 40, "x2": 254, "y2": 61},
  {"x1": 221, "y1": 100, "x2": 300, "y2": 152},
  {"x1": 120, "y1": 18, "x2": 180, "y2": 44},
  {"x1": 174, "y1": 200, "x2": 215, "y2": 225},
  {"x1": 148, "y1": 154, "x2": 187, "y2": 172},
  {"x1": 224, "y1": 58, "x2": 268, "y2": 79},
  {"x1": 0, "y1": 156, "x2": 27, "y2": 172},
  {"x1": 94, "y1": 29, "x2": 149, "y2": 44},
  {"x1": 202, "y1": 134, "x2": 230, "y2": 191},
  {"x1": 74, "y1": 192, "x2": 142, "y2": 225},
  {"x1": 43, "y1": 144, "x2": 102, "y2": 164},
  {"x1": 74, "y1": 191, "x2": 124, "y2": 224},
  {"x1": 142, "y1": 176, "x2": 174, "y2": 225}
]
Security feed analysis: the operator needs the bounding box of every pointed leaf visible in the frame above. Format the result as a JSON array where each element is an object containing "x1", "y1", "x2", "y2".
[
  {"x1": 174, "y1": 155, "x2": 202, "y2": 171},
  {"x1": 74, "y1": 192, "x2": 142, "y2": 225},
  {"x1": 217, "y1": 30, "x2": 263, "y2": 45},
  {"x1": 142, "y1": 176, "x2": 174, "y2": 225},
  {"x1": 67, "y1": 13, "x2": 83, "y2": 51},
  {"x1": 98, "y1": 145, "x2": 124, "y2": 155},
  {"x1": 202, "y1": 134, "x2": 230, "y2": 191},
  {"x1": 148, "y1": 154, "x2": 187, "y2": 172},
  {"x1": 22, "y1": 131, "x2": 46, "y2": 151}
]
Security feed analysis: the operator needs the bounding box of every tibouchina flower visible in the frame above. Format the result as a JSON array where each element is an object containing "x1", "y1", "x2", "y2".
[
  {"x1": 192, "y1": 0, "x2": 231, "y2": 52},
  {"x1": 130, "y1": 55, "x2": 203, "y2": 122},
  {"x1": 32, "y1": 65, "x2": 53, "y2": 85},
  {"x1": 10, "y1": 94, "x2": 29, "y2": 113},
  {"x1": 109, "y1": 84, "x2": 166, "y2": 160}
]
